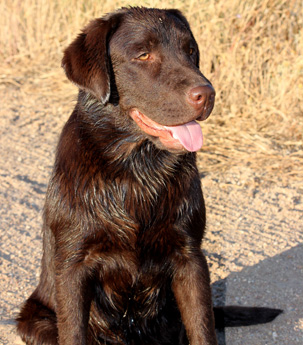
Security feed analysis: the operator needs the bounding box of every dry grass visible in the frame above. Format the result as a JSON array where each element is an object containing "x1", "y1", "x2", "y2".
[{"x1": 1, "y1": 0, "x2": 303, "y2": 181}]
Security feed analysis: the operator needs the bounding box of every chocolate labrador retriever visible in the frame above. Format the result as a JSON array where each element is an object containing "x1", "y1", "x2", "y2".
[{"x1": 16, "y1": 7, "x2": 281, "y2": 345}]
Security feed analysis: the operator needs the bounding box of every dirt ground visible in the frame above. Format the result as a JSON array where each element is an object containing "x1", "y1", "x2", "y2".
[{"x1": 0, "y1": 84, "x2": 302, "y2": 345}]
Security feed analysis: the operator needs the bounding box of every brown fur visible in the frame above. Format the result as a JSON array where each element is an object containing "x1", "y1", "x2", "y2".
[{"x1": 17, "y1": 7, "x2": 218, "y2": 345}]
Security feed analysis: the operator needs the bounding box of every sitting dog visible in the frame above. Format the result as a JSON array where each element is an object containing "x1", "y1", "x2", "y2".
[{"x1": 17, "y1": 7, "x2": 281, "y2": 345}]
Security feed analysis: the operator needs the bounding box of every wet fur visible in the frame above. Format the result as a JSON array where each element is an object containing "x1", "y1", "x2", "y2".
[{"x1": 16, "y1": 7, "x2": 281, "y2": 345}]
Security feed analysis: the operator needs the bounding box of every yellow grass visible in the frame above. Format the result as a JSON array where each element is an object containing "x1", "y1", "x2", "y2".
[{"x1": 1, "y1": 0, "x2": 303, "y2": 180}]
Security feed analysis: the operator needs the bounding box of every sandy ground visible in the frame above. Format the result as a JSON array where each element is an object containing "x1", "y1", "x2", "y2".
[{"x1": 0, "y1": 85, "x2": 302, "y2": 344}]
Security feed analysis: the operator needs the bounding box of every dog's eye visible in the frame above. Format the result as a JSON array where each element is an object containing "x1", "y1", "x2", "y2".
[
  {"x1": 189, "y1": 48, "x2": 194, "y2": 55},
  {"x1": 137, "y1": 53, "x2": 151, "y2": 61}
]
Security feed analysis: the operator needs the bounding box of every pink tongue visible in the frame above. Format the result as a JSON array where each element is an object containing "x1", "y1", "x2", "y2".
[{"x1": 164, "y1": 121, "x2": 203, "y2": 152}]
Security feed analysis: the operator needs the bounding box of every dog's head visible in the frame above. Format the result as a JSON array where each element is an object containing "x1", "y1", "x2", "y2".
[{"x1": 62, "y1": 7, "x2": 215, "y2": 152}]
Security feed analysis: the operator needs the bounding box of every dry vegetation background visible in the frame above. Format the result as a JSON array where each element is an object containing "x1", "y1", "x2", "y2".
[
  {"x1": 1, "y1": 0, "x2": 303, "y2": 182},
  {"x1": 0, "y1": 1, "x2": 302, "y2": 343}
]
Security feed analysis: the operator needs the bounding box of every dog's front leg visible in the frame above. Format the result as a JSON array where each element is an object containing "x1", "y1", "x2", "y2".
[
  {"x1": 55, "y1": 261, "x2": 93, "y2": 345},
  {"x1": 172, "y1": 251, "x2": 218, "y2": 345}
]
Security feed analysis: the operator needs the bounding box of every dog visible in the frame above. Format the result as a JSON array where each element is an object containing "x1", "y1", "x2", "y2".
[{"x1": 16, "y1": 7, "x2": 281, "y2": 345}]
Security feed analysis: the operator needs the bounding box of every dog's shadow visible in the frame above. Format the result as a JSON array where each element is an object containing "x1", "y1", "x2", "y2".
[{"x1": 210, "y1": 244, "x2": 303, "y2": 345}]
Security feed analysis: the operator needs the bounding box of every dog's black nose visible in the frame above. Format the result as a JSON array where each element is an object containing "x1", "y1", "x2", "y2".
[{"x1": 187, "y1": 85, "x2": 215, "y2": 120}]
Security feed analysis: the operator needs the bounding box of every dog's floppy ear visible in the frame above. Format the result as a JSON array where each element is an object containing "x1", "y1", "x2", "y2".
[
  {"x1": 167, "y1": 9, "x2": 200, "y2": 68},
  {"x1": 62, "y1": 11, "x2": 124, "y2": 104}
]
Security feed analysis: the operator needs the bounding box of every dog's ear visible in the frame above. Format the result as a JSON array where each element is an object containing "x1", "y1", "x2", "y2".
[
  {"x1": 167, "y1": 9, "x2": 200, "y2": 68},
  {"x1": 62, "y1": 12, "x2": 124, "y2": 104}
]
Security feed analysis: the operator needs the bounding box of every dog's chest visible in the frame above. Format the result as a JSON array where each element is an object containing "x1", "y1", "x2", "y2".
[
  {"x1": 91, "y1": 215, "x2": 185, "y2": 284},
  {"x1": 90, "y1": 202, "x2": 185, "y2": 307},
  {"x1": 92, "y1": 230, "x2": 179, "y2": 334}
]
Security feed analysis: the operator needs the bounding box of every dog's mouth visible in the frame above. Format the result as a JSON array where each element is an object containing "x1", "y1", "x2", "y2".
[{"x1": 129, "y1": 109, "x2": 203, "y2": 152}]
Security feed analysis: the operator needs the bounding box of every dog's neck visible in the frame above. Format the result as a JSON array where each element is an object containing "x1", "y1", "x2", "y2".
[{"x1": 75, "y1": 90, "x2": 196, "y2": 172}]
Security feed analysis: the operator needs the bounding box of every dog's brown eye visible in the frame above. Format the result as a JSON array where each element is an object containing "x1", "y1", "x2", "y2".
[
  {"x1": 189, "y1": 48, "x2": 194, "y2": 55},
  {"x1": 137, "y1": 53, "x2": 150, "y2": 61}
]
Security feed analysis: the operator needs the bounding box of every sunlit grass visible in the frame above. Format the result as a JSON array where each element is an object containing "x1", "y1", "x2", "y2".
[{"x1": 1, "y1": 0, "x2": 302, "y2": 178}]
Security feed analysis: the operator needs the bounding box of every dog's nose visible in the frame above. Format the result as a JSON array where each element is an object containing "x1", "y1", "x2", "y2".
[{"x1": 187, "y1": 85, "x2": 215, "y2": 120}]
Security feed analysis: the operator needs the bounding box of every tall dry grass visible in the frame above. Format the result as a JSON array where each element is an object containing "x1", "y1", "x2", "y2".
[{"x1": 1, "y1": 0, "x2": 302, "y2": 179}]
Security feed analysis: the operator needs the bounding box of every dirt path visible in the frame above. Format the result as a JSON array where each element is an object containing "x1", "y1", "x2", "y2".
[{"x1": 0, "y1": 86, "x2": 302, "y2": 344}]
